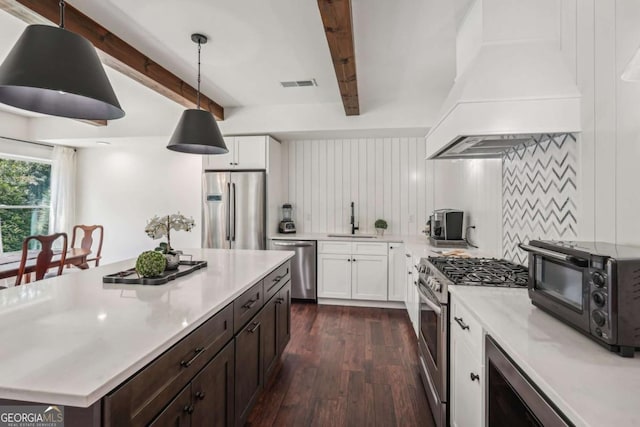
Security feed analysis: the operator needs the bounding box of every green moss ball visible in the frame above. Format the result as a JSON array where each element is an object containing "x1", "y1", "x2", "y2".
[{"x1": 136, "y1": 251, "x2": 167, "y2": 277}]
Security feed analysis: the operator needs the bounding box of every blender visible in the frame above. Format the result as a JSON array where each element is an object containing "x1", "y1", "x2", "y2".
[{"x1": 278, "y1": 204, "x2": 296, "y2": 234}]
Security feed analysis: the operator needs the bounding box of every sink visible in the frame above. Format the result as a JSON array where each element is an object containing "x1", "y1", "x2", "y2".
[{"x1": 326, "y1": 233, "x2": 377, "y2": 239}]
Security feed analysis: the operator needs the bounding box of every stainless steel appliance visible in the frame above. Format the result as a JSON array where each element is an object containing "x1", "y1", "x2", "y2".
[
  {"x1": 429, "y1": 209, "x2": 464, "y2": 241},
  {"x1": 278, "y1": 203, "x2": 296, "y2": 234},
  {"x1": 486, "y1": 335, "x2": 570, "y2": 426},
  {"x1": 269, "y1": 240, "x2": 316, "y2": 301},
  {"x1": 202, "y1": 171, "x2": 265, "y2": 249},
  {"x1": 520, "y1": 240, "x2": 640, "y2": 357},
  {"x1": 417, "y1": 256, "x2": 529, "y2": 427}
]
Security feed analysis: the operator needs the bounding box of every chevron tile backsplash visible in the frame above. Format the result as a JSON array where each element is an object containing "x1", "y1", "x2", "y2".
[{"x1": 502, "y1": 134, "x2": 578, "y2": 264}]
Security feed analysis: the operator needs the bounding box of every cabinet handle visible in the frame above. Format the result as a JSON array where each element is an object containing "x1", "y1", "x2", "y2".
[
  {"x1": 276, "y1": 297, "x2": 284, "y2": 304},
  {"x1": 242, "y1": 297, "x2": 259, "y2": 310},
  {"x1": 229, "y1": 162, "x2": 233, "y2": 165},
  {"x1": 470, "y1": 373, "x2": 480, "y2": 382},
  {"x1": 347, "y1": 258, "x2": 351, "y2": 262},
  {"x1": 272, "y1": 275, "x2": 283, "y2": 283},
  {"x1": 352, "y1": 259, "x2": 357, "y2": 262},
  {"x1": 195, "y1": 391, "x2": 206, "y2": 400},
  {"x1": 454, "y1": 316, "x2": 470, "y2": 331},
  {"x1": 248, "y1": 321, "x2": 260, "y2": 333},
  {"x1": 180, "y1": 347, "x2": 206, "y2": 368},
  {"x1": 183, "y1": 405, "x2": 194, "y2": 414},
  {"x1": 405, "y1": 254, "x2": 411, "y2": 258},
  {"x1": 408, "y1": 271, "x2": 413, "y2": 275}
]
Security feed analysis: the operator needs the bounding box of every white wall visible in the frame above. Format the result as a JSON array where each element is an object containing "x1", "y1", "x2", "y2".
[
  {"x1": 76, "y1": 138, "x2": 201, "y2": 264},
  {"x1": 281, "y1": 138, "x2": 503, "y2": 255}
]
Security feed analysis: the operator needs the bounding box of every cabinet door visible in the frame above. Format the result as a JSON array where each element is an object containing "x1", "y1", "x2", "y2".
[
  {"x1": 235, "y1": 318, "x2": 263, "y2": 427},
  {"x1": 351, "y1": 255, "x2": 388, "y2": 301},
  {"x1": 148, "y1": 385, "x2": 192, "y2": 427},
  {"x1": 235, "y1": 136, "x2": 266, "y2": 169},
  {"x1": 261, "y1": 295, "x2": 279, "y2": 383},
  {"x1": 191, "y1": 341, "x2": 235, "y2": 427},
  {"x1": 317, "y1": 254, "x2": 352, "y2": 298},
  {"x1": 276, "y1": 281, "x2": 291, "y2": 356},
  {"x1": 205, "y1": 137, "x2": 236, "y2": 170},
  {"x1": 388, "y1": 244, "x2": 406, "y2": 302},
  {"x1": 450, "y1": 333, "x2": 483, "y2": 427}
]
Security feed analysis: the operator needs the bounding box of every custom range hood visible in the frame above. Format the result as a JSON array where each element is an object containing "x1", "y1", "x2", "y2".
[{"x1": 426, "y1": 0, "x2": 581, "y2": 159}]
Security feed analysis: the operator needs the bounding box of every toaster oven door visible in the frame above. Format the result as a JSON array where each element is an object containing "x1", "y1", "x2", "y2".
[{"x1": 523, "y1": 246, "x2": 591, "y2": 333}]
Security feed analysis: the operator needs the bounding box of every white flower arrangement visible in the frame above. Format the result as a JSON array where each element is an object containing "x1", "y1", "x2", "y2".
[{"x1": 145, "y1": 213, "x2": 195, "y2": 253}]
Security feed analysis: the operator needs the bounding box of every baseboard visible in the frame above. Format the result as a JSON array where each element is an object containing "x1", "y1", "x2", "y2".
[{"x1": 318, "y1": 298, "x2": 406, "y2": 309}]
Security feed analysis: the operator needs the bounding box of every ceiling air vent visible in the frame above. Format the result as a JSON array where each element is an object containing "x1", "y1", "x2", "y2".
[{"x1": 280, "y1": 79, "x2": 317, "y2": 88}]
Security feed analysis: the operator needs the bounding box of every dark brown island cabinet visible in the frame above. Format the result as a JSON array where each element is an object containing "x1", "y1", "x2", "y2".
[{"x1": 1, "y1": 260, "x2": 291, "y2": 427}]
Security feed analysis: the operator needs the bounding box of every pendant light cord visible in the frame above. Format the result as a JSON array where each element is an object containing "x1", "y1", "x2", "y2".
[
  {"x1": 59, "y1": 0, "x2": 65, "y2": 29},
  {"x1": 196, "y1": 40, "x2": 201, "y2": 110}
]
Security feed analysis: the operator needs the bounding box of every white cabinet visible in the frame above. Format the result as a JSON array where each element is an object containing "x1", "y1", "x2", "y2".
[
  {"x1": 351, "y1": 255, "x2": 388, "y2": 301},
  {"x1": 317, "y1": 241, "x2": 388, "y2": 301},
  {"x1": 204, "y1": 136, "x2": 267, "y2": 170},
  {"x1": 388, "y1": 243, "x2": 406, "y2": 302},
  {"x1": 450, "y1": 294, "x2": 484, "y2": 427},
  {"x1": 317, "y1": 254, "x2": 352, "y2": 299}
]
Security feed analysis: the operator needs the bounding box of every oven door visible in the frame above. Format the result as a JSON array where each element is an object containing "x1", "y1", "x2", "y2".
[
  {"x1": 486, "y1": 336, "x2": 571, "y2": 426},
  {"x1": 520, "y1": 244, "x2": 590, "y2": 332},
  {"x1": 417, "y1": 283, "x2": 447, "y2": 427}
]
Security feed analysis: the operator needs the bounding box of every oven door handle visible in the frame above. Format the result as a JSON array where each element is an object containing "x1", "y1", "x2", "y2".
[
  {"x1": 518, "y1": 244, "x2": 588, "y2": 267},
  {"x1": 419, "y1": 290, "x2": 442, "y2": 315}
]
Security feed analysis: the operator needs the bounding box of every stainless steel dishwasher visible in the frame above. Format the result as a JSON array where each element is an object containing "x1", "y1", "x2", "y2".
[{"x1": 269, "y1": 240, "x2": 317, "y2": 301}]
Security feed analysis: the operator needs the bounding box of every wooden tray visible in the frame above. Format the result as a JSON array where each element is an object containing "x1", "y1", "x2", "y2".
[{"x1": 103, "y1": 260, "x2": 208, "y2": 285}]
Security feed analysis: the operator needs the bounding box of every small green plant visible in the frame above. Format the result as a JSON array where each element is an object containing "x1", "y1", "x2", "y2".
[
  {"x1": 136, "y1": 250, "x2": 167, "y2": 278},
  {"x1": 375, "y1": 219, "x2": 388, "y2": 230}
]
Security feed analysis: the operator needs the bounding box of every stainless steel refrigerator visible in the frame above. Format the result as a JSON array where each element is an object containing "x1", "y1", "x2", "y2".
[{"x1": 202, "y1": 171, "x2": 266, "y2": 249}]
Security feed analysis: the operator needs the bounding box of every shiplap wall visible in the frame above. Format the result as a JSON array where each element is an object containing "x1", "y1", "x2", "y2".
[{"x1": 281, "y1": 138, "x2": 429, "y2": 235}]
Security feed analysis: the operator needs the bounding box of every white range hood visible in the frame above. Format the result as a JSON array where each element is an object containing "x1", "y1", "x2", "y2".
[{"x1": 426, "y1": 0, "x2": 581, "y2": 159}]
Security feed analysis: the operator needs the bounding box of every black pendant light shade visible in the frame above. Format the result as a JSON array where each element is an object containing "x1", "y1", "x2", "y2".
[
  {"x1": 0, "y1": 25, "x2": 124, "y2": 120},
  {"x1": 167, "y1": 108, "x2": 228, "y2": 154},
  {"x1": 167, "y1": 33, "x2": 227, "y2": 155}
]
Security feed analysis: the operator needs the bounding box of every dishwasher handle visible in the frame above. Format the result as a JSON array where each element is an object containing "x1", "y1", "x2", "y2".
[{"x1": 272, "y1": 241, "x2": 315, "y2": 247}]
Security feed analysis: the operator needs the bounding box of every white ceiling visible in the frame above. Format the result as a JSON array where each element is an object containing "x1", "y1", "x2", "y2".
[{"x1": 0, "y1": 0, "x2": 457, "y2": 138}]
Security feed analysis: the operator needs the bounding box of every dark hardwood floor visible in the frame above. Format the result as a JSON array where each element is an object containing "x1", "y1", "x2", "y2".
[{"x1": 246, "y1": 303, "x2": 434, "y2": 427}]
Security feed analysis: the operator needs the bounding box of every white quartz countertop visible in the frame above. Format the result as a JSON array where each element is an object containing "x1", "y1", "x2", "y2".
[
  {"x1": 269, "y1": 233, "x2": 489, "y2": 259},
  {"x1": 449, "y1": 286, "x2": 640, "y2": 427},
  {"x1": 0, "y1": 248, "x2": 294, "y2": 408}
]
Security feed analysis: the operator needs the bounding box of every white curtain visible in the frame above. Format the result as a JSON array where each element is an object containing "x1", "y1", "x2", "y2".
[{"x1": 49, "y1": 146, "x2": 76, "y2": 237}]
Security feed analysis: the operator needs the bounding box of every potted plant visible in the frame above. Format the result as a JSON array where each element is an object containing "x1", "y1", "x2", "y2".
[
  {"x1": 375, "y1": 219, "x2": 388, "y2": 236},
  {"x1": 145, "y1": 213, "x2": 195, "y2": 270}
]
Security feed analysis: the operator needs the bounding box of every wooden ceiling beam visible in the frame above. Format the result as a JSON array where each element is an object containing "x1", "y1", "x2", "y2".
[
  {"x1": 317, "y1": 0, "x2": 359, "y2": 116},
  {"x1": 0, "y1": 0, "x2": 224, "y2": 120}
]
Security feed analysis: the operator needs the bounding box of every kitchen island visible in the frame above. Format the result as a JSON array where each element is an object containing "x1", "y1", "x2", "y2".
[{"x1": 0, "y1": 248, "x2": 294, "y2": 426}]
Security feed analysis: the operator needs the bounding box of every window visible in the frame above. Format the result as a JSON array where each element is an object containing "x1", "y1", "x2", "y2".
[{"x1": 0, "y1": 156, "x2": 51, "y2": 252}]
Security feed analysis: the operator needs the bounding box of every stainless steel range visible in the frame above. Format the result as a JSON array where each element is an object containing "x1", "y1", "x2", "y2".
[{"x1": 416, "y1": 256, "x2": 528, "y2": 427}]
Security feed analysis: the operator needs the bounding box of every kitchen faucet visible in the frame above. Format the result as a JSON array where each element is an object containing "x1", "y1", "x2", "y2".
[{"x1": 350, "y1": 201, "x2": 359, "y2": 235}]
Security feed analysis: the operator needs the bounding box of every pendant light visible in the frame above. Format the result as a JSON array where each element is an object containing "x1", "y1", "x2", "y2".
[
  {"x1": 0, "y1": 0, "x2": 124, "y2": 120},
  {"x1": 167, "y1": 34, "x2": 228, "y2": 155}
]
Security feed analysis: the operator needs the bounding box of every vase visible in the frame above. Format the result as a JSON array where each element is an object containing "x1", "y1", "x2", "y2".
[
  {"x1": 376, "y1": 228, "x2": 385, "y2": 236},
  {"x1": 164, "y1": 252, "x2": 181, "y2": 270}
]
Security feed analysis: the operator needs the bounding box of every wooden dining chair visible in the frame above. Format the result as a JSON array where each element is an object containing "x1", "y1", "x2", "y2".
[
  {"x1": 71, "y1": 225, "x2": 104, "y2": 268},
  {"x1": 15, "y1": 233, "x2": 68, "y2": 287}
]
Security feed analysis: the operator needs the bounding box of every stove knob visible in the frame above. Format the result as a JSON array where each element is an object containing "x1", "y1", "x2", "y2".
[
  {"x1": 592, "y1": 291, "x2": 606, "y2": 307},
  {"x1": 592, "y1": 310, "x2": 606, "y2": 327},
  {"x1": 591, "y1": 271, "x2": 606, "y2": 288}
]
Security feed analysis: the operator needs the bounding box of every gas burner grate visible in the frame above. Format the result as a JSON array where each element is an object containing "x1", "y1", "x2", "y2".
[{"x1": 428, "y1": 257, "x2": 528, "y2": 288}]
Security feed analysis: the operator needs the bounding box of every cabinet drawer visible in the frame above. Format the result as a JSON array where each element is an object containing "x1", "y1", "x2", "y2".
[
  {"x1": 263, "y1": 261, "x2": 291, "y2": 302},
  {"x1": 234, "y1": 281, "x2": 264, "y2": 334},
  {"x1": 352, "y1": 242, "x2": 388, "y2": 255},
  {"x1": 318, "y1": 241, "x2": 351, "y2": 254},
  {"x1": 104, "y1": 303, "x2": 233, "y2": 427},
  {"x1": 451, "y1": 296, "x2": 483, "y2": 360}
]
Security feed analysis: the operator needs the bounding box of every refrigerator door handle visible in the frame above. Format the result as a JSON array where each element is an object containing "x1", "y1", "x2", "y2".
[
  {"x1": 232, "y1": 182, "x2": 237, "y2": 242},
  {"x1": 226, "y1": 182, "x2": 231, "y2": 241}
]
